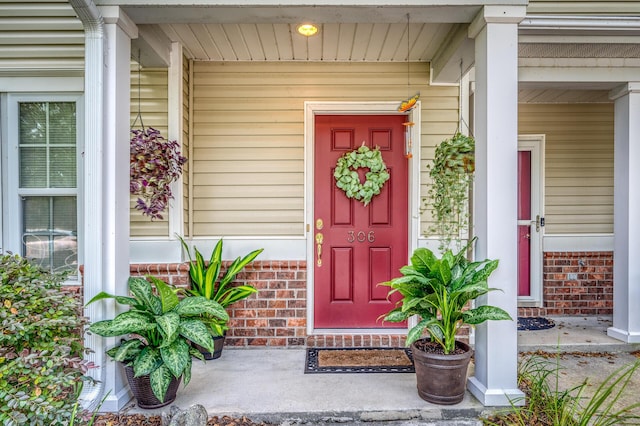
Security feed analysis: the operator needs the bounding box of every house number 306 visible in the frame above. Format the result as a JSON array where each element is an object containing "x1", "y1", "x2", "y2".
[{"x1": 347, "y1": 231, "x2": 375, "y2": 243}]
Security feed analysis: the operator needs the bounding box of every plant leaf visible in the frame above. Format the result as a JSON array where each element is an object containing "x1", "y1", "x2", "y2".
[
  {"x1": 160, "y1": 338, "x2": 190, "y2": 379},
  {"x1": 133, "y1": 346, "x2": 162, "y2": 377},
  {"x1": 89, "y1": 311, "x2": 155, "y2": 337},
  {"x1": 149, "y1": 364, "x2": 174, "y2": 402},
  {"x1": 147, "y1": 276, "x2": 179, "y2": 313},
  {"x1": 106, "y1": 339, "x2": 144, "y2": 363},
  {"x1": 174, "y1": 297, "x2": 229, "y2": 321},
  {"x1": 128, "y1": 277, "x2": 162, "y2": 315},
  {"x1": 463, "y1": 305, "x2": 512, "y2": 325},
  {"x1": 179, "y1": 319, "x2": 214, "y2": 352},
  {"x1": 156, "y1": 311, "x2": 180, "y2": 347}
]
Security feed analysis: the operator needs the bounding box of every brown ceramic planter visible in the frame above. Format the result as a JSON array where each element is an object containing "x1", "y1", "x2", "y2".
[
  {"x1": 411, "y1": 339, "x2": 473, "y2": 405},
  {"x1": 124, "y1": 365, "x2": 181, "y2": 409}
]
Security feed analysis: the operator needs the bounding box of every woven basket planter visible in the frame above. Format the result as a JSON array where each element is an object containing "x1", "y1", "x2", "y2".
[{"x1": 124, "y1": 365, "x2": 181, "y2": 409}]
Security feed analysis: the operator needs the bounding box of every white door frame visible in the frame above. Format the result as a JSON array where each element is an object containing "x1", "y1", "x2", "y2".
[
  {"x1": 303, "y1": 101, "x2": 420, "y2": 334},
  {"x1": 518, "y1": 134, "x2": 545, "y2": 307}
]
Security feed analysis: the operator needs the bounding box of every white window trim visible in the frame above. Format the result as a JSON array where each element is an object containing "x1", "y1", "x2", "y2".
[{"x1": 1, "y1": 93, "x2": 84, "y2": 282}]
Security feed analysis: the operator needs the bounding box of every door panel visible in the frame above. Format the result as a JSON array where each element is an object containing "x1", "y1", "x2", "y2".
[
  {"x1": 518, "y1": 151, "x2": 532, "y2": 297},
  {"x1": 314, "y1": 115, "x2": 408, "y2": 328}
]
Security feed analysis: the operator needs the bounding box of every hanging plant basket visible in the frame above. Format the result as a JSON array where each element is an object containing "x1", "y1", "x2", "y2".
[
  {"x1": 424, "y1": 132, "x2": 475, "y2": 249},
  {"x1": 334, "y1": 145, "x2": 390, "y2": 206},
  {"x1": 130, "y1": 127, "x2": 187, "y2": 220}
]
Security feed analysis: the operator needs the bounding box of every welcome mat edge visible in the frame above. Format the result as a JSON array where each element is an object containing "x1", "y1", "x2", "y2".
[{"x1": 304, "y1": 347, "x2": 415, "y2": 374}]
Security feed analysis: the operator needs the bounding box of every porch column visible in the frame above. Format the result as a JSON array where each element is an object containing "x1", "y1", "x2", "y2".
[
  {"x1": 466, "y1": 6, "x2": 526, "y2": 406},
  {"x1": 93, "y1": 6, "x2": 137, "y2": 411},
  {"x1": 608, "y1": 83, "x2": 640, "y2": 343}
]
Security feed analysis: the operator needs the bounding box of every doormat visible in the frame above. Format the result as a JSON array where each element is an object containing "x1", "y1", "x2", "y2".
[
  {"x1": 305, "y1": 347, "x2": 414, "y2": 374},
  {"x1": 518, "y1": 316, "x2": 556, "y2": 331}
]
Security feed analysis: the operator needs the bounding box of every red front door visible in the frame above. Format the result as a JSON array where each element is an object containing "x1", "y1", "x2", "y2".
[
  {"x1": 314, "y1": 115, "x2": 408, "y2": 328},
  {"x1": 517, "y1": 150, "x2": 532, "y2": 297}
]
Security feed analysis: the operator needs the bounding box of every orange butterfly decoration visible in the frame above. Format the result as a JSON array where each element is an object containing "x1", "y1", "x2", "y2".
[{"x1": 398, "y1": 93, "x2": 420, "y2": 112}]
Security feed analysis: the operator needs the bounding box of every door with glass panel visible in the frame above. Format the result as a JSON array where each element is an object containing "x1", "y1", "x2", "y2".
[
  {"x1": 517, "y1": 135, "x2": 544, "y2": 306},
  {"x1": 3, "y1": 96, "x2": 81, "y2": 277}
]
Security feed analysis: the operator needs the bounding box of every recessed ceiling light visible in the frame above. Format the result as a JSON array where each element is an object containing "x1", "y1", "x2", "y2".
[{"x1": 297, "y1": 23, "x2": 319, "y2": 37}]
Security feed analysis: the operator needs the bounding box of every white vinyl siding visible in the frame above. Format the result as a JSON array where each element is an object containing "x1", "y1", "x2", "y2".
[
  {"x1": 192, "y1": 61, "x2": 458, "y2": 237},
  {"x1": 129, "y1": 65, "x2": 170, "y2": 237},
  {"x1": 0, "y1": 1, "x2": 84, "y2": 74},
  {"x1": 528, "y1": 1, "x2": 640, "y2": 15},
  {"x1": 518, "y1": 103, "x2": 614, "y2": 234}
]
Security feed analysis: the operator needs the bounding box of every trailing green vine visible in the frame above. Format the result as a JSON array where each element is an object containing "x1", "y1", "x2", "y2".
[
  {"x1": 334, "y1": 145, "x2": 390, "y2": 206},
  {"x1": 423, "y1": 132, "x2": 475, "y2": 249}
]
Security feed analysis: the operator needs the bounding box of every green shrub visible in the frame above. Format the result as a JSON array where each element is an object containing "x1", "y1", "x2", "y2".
[
  {"x1": 483, "y1": 354, "x2": 640, "y2": 426},
  {"x1": 0, "y1": 253, "x2": 92, "y2": 426}
]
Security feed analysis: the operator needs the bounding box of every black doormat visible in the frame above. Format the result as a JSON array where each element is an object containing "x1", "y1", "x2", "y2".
[
  {"x1": 518, "y1": 316, "x2": 556, "y2": 331},
  {"x1": 305, "y1": 347, "x2": 415, "y2": 374}
]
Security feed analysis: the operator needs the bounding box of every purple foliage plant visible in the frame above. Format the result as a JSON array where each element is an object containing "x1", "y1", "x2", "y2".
[{"x1": 130, "y1": 127, "x2": 187, "y2": 220}]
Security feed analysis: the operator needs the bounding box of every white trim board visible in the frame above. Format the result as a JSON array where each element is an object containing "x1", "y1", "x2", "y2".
[
  {"x1": 543, "y1": 234, "x2": 613, "y2": 252},
  {"x1": 130, "y1": 237, "x2": 307, "y2": 263}
]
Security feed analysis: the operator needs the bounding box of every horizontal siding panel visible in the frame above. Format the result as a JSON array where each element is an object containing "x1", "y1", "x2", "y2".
[
  {"x1": 193, "y1": 147, "x2": 302, "y2": 161},
  {"x1": 0, "y1": 17, "x2": 83, "y2": 31},
  {"x1": 0, "y1": 3, "x2": 78, "y2": 17},
  {"x1": 0, "y1": 31, "x2": 84, "y2": 44},
  {"x1": 195, "y1": 197, "x2": 302, "y2": 211},
  {"x1": 197, "y1": 160, "x2": 303, "y2": 173},
  {"x1": 546, "y1": 205, "x2": 612, "y2": 215},
  {"x1": 193, "y1": 135, "x2": 302, "y2": 148},
  {"x1": 547, "y1": 177, "x2": 612, "y2": 187},
  {"x1": 194, "y1": 223, "x2": 303, "y2": 236},
  {"x1": 544, "y1": 223, "x2": 613, "y2": 234},
  {"x1": 194, "y1": 172, "x2": 303, "y2": 186},
  {"x1": 547, "y1": 195, "x2": 613, "y2": 206},
  {"x1": 194, "y1": 185, "x2": 303, "y2": 199},
  {"x1": 193, "y1": 210, "x2": 301, "y2": 223},
  {"x1": 519, "y1": 103, "x2": 614, "y2": 235},
  {"x1": 546, "y1": 186, "x2": 612, "y2": 196}
]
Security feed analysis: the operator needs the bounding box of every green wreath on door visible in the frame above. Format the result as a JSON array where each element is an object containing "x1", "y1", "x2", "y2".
[{"x1": 334, "y1": 145, "x2": 390, "y2": 206}]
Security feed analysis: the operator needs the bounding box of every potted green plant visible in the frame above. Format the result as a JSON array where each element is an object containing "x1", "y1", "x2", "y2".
[
  {"x1": 179, "y1": 236, "x2": 263, "y2": 359},
  {"x1": 87, "y1": 276, "x2": 228, "y2": 408},
  {"x1": 380, "y1": 238, "x2": 511, "y2": 405},
  {"x1": 423, "y1": 132, "x2": 474, "y2": 250}
]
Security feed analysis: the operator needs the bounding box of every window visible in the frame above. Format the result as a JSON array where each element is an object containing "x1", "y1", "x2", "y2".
[{"x1": 2, "y1": 95, "x2": 82, "y2": 278}]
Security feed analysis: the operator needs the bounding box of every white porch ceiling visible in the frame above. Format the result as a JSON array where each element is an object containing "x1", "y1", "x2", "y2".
[
  {"x1": 103, "y1": 2, "x2": 640, "y2": 104},
  {"x1": 154, "y1": 22, "x2": 455, "y2": 62}
]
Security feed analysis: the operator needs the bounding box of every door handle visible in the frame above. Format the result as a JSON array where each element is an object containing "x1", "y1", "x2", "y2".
[
  {"x1": 531, "y1": 215, "x2": 545, "y2": 232},
  {"x1": 315, "y1": 232, "x2": 323, "y2": 267}
]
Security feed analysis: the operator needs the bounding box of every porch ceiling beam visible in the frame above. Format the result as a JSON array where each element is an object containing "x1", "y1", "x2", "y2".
[
  {"x1": 94, "y1": 1, "x2": 526, "y2": 25},
  {"x1": 520, "y1": 15, "x2": 640, "y2": 36},
  {"x1": 132, "y1": 24, "x2": 171, "y2": 67},
  {"x1": 430, "y1": 23, "x2": 474, "y2": 84},
  {"x1": 519, "y1": 64, "x2": 640, "y2": 86}
]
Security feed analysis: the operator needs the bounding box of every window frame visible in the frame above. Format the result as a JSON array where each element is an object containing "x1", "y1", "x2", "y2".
[{"x1": 1, "y1": 93, "x2": 84, "y2": 283}]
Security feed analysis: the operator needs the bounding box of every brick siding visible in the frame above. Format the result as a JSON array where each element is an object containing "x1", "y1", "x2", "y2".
[
  {"x1": 128, "y1": 260, "x2": 415, "y2": 348},
  {"x1": 91, "y1": 251, "x2": 614, "y2": 346},
  {"x1": 518, "y1": 251, "x2": 613, "y2": 317}
]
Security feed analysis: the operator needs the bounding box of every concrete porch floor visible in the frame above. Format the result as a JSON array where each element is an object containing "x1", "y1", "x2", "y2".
[{"x1": 122, "y1": 316, "x2": 640, "y2": 425}]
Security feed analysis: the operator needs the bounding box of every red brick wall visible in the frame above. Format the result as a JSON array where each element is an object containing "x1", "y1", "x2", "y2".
[
  {"x1": 129, "y1": 261, "x2": 309, "y2": 347},
  {"x1": 98, "y1": 251, "x2": 614, "y2": 346},
  {"x1": 127, "y1": 261, "x2": 413, "y2": 348},
  {"x1": 518, "y1": 251, "x2": 613, "y2": 317}
]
